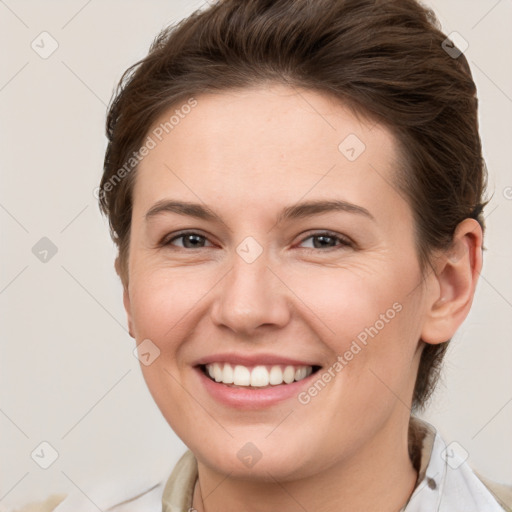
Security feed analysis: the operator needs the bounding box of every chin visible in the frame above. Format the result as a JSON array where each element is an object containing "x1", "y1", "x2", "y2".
[{"x1": 192, "y1": 439, "x2": 325, "y2": 482}]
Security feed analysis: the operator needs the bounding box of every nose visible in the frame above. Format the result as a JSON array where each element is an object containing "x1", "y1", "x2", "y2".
[{"x1": 210, "y1": 248, "x2": 291, "y2": 337}]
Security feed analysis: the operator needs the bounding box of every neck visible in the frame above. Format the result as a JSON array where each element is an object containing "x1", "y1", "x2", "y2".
[{"x1": 192, "y1": 413, "x2": 419, "y2": 512}]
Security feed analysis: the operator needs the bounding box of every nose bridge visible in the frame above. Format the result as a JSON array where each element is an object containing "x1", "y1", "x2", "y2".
[{"x1": 211, "y1": 238, "x2": 290, "y2": 334}]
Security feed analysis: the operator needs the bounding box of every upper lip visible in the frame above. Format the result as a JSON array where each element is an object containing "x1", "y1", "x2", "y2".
[{"x1": 193, "y1": 353, "x2": 321, "y2": 367}]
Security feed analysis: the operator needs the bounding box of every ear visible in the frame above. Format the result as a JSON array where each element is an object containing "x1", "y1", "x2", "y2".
[
  {"x1": 115, "y1": 256, "x2": 135, "y2": 339},
  {"x1": 420, "y1": 218, "x2": 483, "y2": 345}
]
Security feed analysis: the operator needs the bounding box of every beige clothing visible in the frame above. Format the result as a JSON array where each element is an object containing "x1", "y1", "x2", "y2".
[{"x1": 11, "y1": 417, "x2": 512, "y2": 512}]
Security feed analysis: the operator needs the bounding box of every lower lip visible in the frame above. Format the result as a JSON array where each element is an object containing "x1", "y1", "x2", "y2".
[{"x1": 195, "y1": 367, "x2": 318, "y2": 410}]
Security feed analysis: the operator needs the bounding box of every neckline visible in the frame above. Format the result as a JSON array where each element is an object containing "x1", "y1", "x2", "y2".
[{"x1": 161, "y1": 416, "x2": 438, "y2": 511}]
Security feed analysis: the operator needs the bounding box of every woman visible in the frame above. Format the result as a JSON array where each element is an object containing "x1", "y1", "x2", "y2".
[{"x1": 17, "y1": 0, "x2": 512, "y2": 510}]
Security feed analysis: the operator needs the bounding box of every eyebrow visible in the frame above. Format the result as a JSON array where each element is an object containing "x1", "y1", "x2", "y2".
[{"x1": 145, "y1": 199, "x2": 376, "y2": 227}]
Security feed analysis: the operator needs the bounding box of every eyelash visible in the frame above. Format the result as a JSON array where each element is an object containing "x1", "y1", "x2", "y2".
[{"x1": 160, "y1": 230, "x2": 353, "y2": 251}]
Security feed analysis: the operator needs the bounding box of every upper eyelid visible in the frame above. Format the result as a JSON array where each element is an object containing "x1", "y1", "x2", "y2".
[{"x1": 163, "y1": 230, "x2": 215, "y2": 246}]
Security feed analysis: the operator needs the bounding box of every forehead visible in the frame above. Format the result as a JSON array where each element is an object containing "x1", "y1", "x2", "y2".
[{"x1": 133, "y1": 84, "x2": 409, "y2": 231}]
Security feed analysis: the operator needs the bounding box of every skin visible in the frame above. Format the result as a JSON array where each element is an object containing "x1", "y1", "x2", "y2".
[{"x1": 119, "y1": 84, "x2": 483, "y2": 512}]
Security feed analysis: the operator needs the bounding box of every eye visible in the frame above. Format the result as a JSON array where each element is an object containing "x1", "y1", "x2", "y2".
[
  {"x1": 160, "y1": 230, "x2": 353, "y2": 251},
  {"x1": 162, "y1": 231, "x2": 214, "y2": 249},
  {"x1": 297, "y1": 231, "x2": 353, "y2": 250}
]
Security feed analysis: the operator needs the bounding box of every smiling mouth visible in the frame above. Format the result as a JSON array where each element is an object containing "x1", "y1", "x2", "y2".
[{"x1": 199, "y1": 363, "x2": 322, "y2": 388}]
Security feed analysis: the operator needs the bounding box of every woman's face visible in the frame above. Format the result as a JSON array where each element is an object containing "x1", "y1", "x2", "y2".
[{"x1": 123, "y1": 85, "x2": 432, "y2": 480}]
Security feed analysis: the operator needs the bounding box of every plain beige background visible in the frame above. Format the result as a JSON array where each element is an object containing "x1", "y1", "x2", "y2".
[{"x1": 1, "y1": 0, "x2": 511, "y2": 508}]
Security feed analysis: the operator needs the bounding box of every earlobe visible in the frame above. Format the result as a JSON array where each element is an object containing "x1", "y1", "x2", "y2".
[
  {"x1": 114, "y1": 256, "x2": 122, "y2": 278},
  {"x1": 420, "y1": 218, "x2": 483, "y2": 345},
  {"x1": 122, "y1": 286, "x2": 135, "y2": 339},
  {"x1": 116, "y1": 256, "x2": 135, "y2": 339}
]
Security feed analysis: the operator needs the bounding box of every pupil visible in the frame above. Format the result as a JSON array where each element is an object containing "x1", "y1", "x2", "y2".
[
  {"x1": 185, "y1": 234, "x2": 203, "y2": 248},
  {"x1": 314, "y1": 235, "x2": 334, "y2": 248}
]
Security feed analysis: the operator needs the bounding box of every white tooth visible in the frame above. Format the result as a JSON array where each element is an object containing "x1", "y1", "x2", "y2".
[
  {"x1": 209, "y1": 363, "x2": 313, "y2": 386},
  {"x1": 233, "y1": 365, "x2": 251, "y2": 386},
  {"x1": 295, "y1": 367, "x2": 307, "y2": 381},
  {"x1": 213, "y1": 363, "x2": 223, "y2": 382},
  {"x1": 222, "y1": 363, "x2": 234, "y2": 384},
  {"x1": 283, "y1": 365, "x2": 295, "y2": 384},
  {"x1": 250, "y1": 366, "x2": 270, "y2": 387},
  {"x1": 269, "y1": 365, "x2": 284, "y2": 385}
]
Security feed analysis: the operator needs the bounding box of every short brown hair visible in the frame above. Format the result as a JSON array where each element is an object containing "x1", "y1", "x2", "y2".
[{"x1": 99, "y1": 0, "x2": 490, "y2": 411}]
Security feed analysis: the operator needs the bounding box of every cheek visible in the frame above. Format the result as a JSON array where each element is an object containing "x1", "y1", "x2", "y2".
[
  {"x1": 129, "y1": 266, "x2": 212, "y2": 341},
  {"x1": 128, "y1": 269, "x2": 206, "y2": 428},
  {"x1": 300, "y1": 260, "x2": 421, "y2": 390},
  {"x1": 289, "y1": 262, "x2": 403, "y2": 344}
]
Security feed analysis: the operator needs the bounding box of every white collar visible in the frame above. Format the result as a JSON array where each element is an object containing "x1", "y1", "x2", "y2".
[{"x1": 402, "y1": 421, "x2": 505, "y2": 511}]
